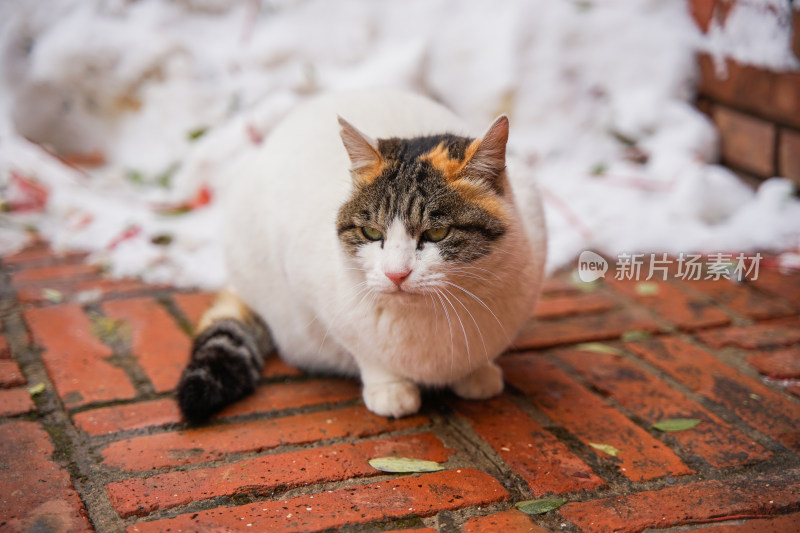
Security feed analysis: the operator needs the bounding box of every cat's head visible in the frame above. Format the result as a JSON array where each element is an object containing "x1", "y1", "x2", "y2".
[{"x1": 336, "y1": 115, "x2": 512, "y2": 296}]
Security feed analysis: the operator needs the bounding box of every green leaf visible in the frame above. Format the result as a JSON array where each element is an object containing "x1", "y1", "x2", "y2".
[
  {"x1": 125, "y1": 169, "x2": 145, "y2": 185},
  {"x1": 368, "y1": 457, "x2": 444, "y2": 473},
  {"x1": 42, "y1": 288, "x2": 63, "y2": 303},
  {"x1": 635, "y1": 282, "x2": 659, "y2": 296},
  {"x1": 575, "y1": 343, "x2": 620, "y2": 355},
  {"x1": 589, "y1": 442, "x2": 621, "y2": 457},
  {"x1": 514, "y1": 498, "x2": 568, "y2": 515},
  {"x1": 621, "y1": 330, "x2": 652, "y2": 342},
  {"x1": 651, "y1": 418, "x2": 701, "y2": 432},
  {"x1": 28, "y1": 382, "x2": 45, "y2": 396},
  {"x1": 150, "y1": 233, "x2": 173, "y2": 246},
  {"x1": 590, "y1": 162, "x2": 607, "y2": 176},
  {"x1": 88, "y1": 312, "x2": 130, "y2": 345},
  {"x1": 187, "y1": 127, "x2": 207, "y2": 141}
]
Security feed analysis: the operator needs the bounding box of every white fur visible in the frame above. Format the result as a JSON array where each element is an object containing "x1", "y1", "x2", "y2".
[{"x1": 224, "y1": 90, "x2": 546, "y2": 417}]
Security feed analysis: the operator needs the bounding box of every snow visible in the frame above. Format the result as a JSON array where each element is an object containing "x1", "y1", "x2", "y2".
[
  {"x1": 0, "y1": 0, "x2": 799, "y2": 289},
  {"x1": 699, "y1": 0, "x2": 800, "y2": 73}
]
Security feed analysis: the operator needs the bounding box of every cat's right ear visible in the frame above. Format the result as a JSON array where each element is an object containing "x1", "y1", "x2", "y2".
[{"x1": 338, "y1": 116, "x2": 383, "y2": 186}]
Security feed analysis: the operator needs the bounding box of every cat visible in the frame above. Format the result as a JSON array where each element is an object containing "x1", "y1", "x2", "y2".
[{"x1": 177, "y1": 90, "x2": 546, "y2": 421}]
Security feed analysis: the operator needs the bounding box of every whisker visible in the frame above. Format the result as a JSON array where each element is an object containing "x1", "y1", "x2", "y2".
[
  {"x1": 436, "y1": 286, "x2": 470, "y2": 370},
  {"x1": 442, "y1": 285, "x2": 488, "y2": 365},
  {"x1": 443, "y1": 280, "x2": 510, "y2": 344},
  {"x1": 432, "y1": 288, "x2": 455, "y2": 377}
]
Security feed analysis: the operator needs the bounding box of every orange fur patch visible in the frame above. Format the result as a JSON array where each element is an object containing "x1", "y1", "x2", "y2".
[
  {"x1": 197, "y1": 289, "x2": 255, "y2": 333},
  {"x1": 421, "y1": 140, "x2": 481, "y2": 182},
  {"x1": 352, "y1": 159, "x2": 387, "y2": 186},
  {"x1": 450, "y1": 178, "x2": 510, "y2": 222}
]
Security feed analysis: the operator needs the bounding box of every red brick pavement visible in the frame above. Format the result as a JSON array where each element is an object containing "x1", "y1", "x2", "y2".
[{"x1": 1, "y1": 243, "x2": 800, "y2": 532}]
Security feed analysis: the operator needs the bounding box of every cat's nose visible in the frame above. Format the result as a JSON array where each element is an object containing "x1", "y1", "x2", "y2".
[{"x1": 385, "y1": 270, "x2": 411, "y2": 287}]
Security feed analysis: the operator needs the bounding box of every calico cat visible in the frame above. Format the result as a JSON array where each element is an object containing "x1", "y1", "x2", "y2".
[{"x1": 177, "y1": 90, "x2": 546, "y2": 421}]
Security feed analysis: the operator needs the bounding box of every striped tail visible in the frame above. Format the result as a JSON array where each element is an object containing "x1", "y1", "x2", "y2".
[{"x1": 177, "y1": 291, "x2": 272, "y2": 422}]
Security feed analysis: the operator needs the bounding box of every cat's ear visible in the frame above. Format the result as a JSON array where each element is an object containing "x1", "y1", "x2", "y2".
[
  {"x1": 462, "y1": 115, "x2": 509, "y2": 192},
  {"x1": 338, "y1": 116, "x2": 383, "y2": 186}
]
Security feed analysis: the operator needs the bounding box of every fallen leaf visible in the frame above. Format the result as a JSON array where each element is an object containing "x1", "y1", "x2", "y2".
[
  {"x1": 368, "y1": 457, "x2": 444, "y2": 473},
  {"x1": 42, "y1": 288, "x2": 63, "y2": 303},
  {"x1": 28, "y1": 382, "x2": 45, "y2": 396},
  {"x1": 575, "y1": 343, "x2": 620, "y2": 355},
  {"x1": 589, "y1": 442, "x2": 621, "y2": 457},
  {"x1": 635, "y1": 282, "x2": 659, "y2": 296},
  {"x1": 514, "y1": 498, "x2": 568, "y2": 515},
  {"x1": 107, "y1": 225, "x2": 142, "y2": 250},
  {"x1": 151, "y1": 234, "x2": 173, "y2": 246},
  {"x1": 88, "y1": 312, "x2": 130, "y2": 345},
  {"x1": 651, "y1": 418, "x2": 701, "y2": 432},
  {"x1": 8, "y1": 171, "x2": 49, "y2": 212},
  {"x1": 621, "y1": 330, "x2": 652, "y2": 342},
  {"x1": 154, "y1": 184, "x2": 213, "y2": 215},
  {"x1": 187, "y1": 127, "x2": 207, "y2": 141}
]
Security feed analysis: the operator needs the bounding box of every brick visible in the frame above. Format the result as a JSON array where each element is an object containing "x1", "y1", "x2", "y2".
[
  {"x1": 514, "y1": 309, "x2": 659, "y2": 350},
  {"x1": 679, "y1": 277, "x2": 794, "y2": 321},
  {"x1": 103, "y1": 297, "x2": 190, "y2": 393},
  {"x1": 11, "y1": 262, "x2": 100, "y2": 284},
  {"x1": 24, "y1": 304, "x2": 136, "y2": 407},
  {"x1": 454, "y1": 396, "x2": 604, "y2": 494},
  {"x1": 0, "y1": 359, "x2": 25, "y2": 387},
  {"x1": 560, "y1": 468, "x2": 800, "y2": 532},
  {"x1": 794, "y1": 9, "x2": 800, "y2": 61},
  {"x1": 713, "y1": 106, "x2": 775, "y2": 177},
  {"x1": 697, "y1": 322, "x2": 800, "y2": 350},
  {"x1": 500, "y1": 355, "x2": 693, "y2": 481},
  {"x1": 172, "y1": 291, "x2": 215, "y2": 331},
  {"x1": 101, "y1": 405, "x2": 429, "y2": 471},
  {"x1": 126, "y1": 468, "x2": 508, "y2": 533},
  {"x1": 555, "y1": 348, "x2": 769, "y2": 468},
  {"x1": 747, "y1": 347, "x2": 800, "y2": 379},
  {"x1": 533, "y1": 292, "x2": 614, "y2": 319},
  {"x1": 74, "y1": 398, "x2": 178, "y2": 435},
  {"x1": 17, "y1": 277, "x2": 154, "y2": 305},
  {"x1": 609, "y1": 278, "x2": 730, "y2": 331},
  {"x1": 0, "y1": 387, "x2": 35, "y2": 416},
  {"x1": 751, "y1": 268, "x2": 800, "y2": 312},
  {"x1": 627, "y1": 336, "x2": 800, "y2": 450},
  {"x1": 107, "y1": 433, "x2": 452, "y2": 518},
  {"x1": 0, "y1": 335, "x2": 9, "y2": 358},
  {"x1": 462, "y1": 509, "x2": 548, "y2": 533},
  {"x1": 75, "y1": 379, "x2": 360, "y2": 435},
  {"x1": 704, "y1": 513, "x2": 800, "y2": 532},
  {"x1": 0, "y1": 421, "x2": 92, "y2": 531},
  {"x1": 779, "y1": 128, "x2": 800, "y2": 186},
  {"x1": 541, "y1": 277, "x2": 580, "y2": 295},
  {"x1": 2, "y1": 244, "x2": 88, "y2": 267},
  {"x1": 697, "y1": 54, "x2": 800, "y2": 130},
  {"x1": 261, "y1": 356, "x2": 304, "y2": 378},
  {"x1": 788, "y1": 384, "x2": 800, "y2": 398}
]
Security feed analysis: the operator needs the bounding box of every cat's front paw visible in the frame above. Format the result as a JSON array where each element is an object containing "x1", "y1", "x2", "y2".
[
  {"x1": 363, "y1": 380, "x2": 421, "y2": 418},
  {"x1": 451, "y1": 362, "x2": 504, "y2": 400}
]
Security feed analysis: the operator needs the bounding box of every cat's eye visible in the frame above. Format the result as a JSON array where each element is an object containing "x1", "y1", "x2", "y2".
[
  {"x1": 422, "y1": 226, "x2": 451, "y2": 243},
  {"x1": 361, "y1": 227, "x2": 384, "y2": 241}
]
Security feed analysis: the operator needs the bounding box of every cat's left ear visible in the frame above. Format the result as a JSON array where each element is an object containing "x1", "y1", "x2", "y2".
[
  {"x1": 462, "y1": 115, "x2": 509, "y2": 193},
  {"x1": 338, "y1": 116, "x2": 383, "y2": 186}
]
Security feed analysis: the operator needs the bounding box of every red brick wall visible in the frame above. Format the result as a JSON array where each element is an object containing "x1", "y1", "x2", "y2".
[{"x1": 689, "y1": 0, "x2": 800, "y2": 188}]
